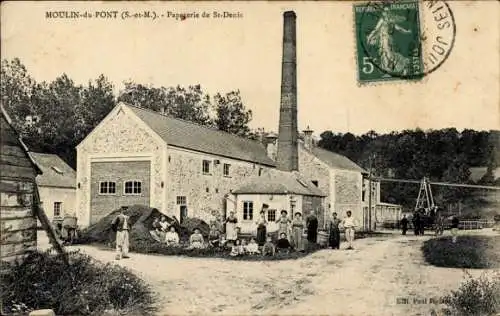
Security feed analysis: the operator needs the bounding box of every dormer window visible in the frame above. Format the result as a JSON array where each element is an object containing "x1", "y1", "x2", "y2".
[{"x1": 51, "y1": 166, "x2": 63, "y2": 174}]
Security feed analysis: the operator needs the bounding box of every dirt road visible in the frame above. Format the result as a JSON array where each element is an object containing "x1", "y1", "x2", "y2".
[{"x1": 39, "y1": 230, "x2": 496, "y2": 315}]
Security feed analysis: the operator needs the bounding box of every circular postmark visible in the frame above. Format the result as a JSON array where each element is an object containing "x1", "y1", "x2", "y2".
[{"x1": 357, "y1": 0, "x2": 456, "y2": 80}]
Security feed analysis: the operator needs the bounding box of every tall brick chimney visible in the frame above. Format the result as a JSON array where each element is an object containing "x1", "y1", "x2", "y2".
[{"x1": 276, "y1": 11, "x2": 299, "y2": 172}]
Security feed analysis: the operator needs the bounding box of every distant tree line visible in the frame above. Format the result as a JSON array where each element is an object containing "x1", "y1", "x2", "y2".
[
  {"x1": 318, "y1": 129, "x2": 499, "y2": 210},
  {"x1": 1, "y1": 58, "x2": 252, "y2": 168}
]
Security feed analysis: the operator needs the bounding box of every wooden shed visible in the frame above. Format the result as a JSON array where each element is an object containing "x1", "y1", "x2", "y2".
[{"x1": 1, "y1": 106, "x2": 43, "y2": 263}]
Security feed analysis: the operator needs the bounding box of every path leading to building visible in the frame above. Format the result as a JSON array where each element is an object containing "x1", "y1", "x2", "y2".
[{"x1": 38, "y1": 230, "x2": 496, "y2": 316}]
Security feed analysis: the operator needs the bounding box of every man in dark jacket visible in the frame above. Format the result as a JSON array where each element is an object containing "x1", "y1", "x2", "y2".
[
  {"x1": 412, "y1": 211, "x2": 420, "y2": 235},
  {"x1": 400, "y1": 215, "x2": 409, "y2": 235}
]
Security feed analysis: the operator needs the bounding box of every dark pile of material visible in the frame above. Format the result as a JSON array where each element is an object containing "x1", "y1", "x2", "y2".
[{"x1": 78, "y1": 205, "x2": 210, "y2": 246}]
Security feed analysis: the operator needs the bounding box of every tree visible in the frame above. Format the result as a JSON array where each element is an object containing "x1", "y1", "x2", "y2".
[
  {"x1": 75, "y1": 75, "x2": 115, "y2": 140},
  {"x1": 213, "y1": 90, "x2": 252, "y2": 137},
  {"x1": 439, "y1": 155, "x2": 471, "y2": 204},
  {"x1": 118, "y1": 82, "x2": 213, "y2": 126},
  {"x1": 0, "y1": 58, "x2": 35, "y2": 130}
]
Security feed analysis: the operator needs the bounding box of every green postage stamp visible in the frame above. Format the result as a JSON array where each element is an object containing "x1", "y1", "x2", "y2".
[{"x1": 354, "y1": 0, "x2": 424, "y2": 83}]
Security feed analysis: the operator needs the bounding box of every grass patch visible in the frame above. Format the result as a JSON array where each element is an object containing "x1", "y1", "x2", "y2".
[
  {"x1": 1, "y1": 250, "x2": 157, "y2": 316},
  {"x1": 422, "y1": 235, "x2": 500, "y2": 269}
]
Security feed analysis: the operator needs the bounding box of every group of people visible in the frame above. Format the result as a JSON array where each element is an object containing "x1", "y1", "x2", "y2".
[
  {"x1": 252, "y1": 207, "x2": 319, "y2": 252},
  {"x1": 327, "y1": 210, "x2": 357, "y2": 250},
  {"x1": 113, "y1": 206, "x2": 359, "y2": 260},
  {"x1": 399, "y1": 208, "x2": 460, "y2": 243}
]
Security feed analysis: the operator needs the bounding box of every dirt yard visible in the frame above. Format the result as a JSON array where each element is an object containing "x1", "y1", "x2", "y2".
[{"x1": 38, "y1": 229, "x2": 498, "y2": 316}]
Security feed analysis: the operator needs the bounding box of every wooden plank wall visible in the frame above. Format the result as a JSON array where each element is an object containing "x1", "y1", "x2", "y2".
[{"x1": 1, "y1": 115, "x2": 38, "y2": 263}]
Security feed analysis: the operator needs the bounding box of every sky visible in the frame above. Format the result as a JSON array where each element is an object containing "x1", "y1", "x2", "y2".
[{"x1": 1, "y1": 1, "x2": 499, "y2": 136}]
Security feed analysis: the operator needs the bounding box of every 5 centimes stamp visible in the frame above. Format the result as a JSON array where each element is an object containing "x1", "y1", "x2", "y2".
[{"x1": 354, "y1": 0, "x2": 455, "y2": 84}]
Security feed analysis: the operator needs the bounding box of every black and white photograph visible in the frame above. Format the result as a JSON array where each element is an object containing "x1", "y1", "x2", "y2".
[{"x1": 1, "y1": 1, "x2": 499, "y2": 315}]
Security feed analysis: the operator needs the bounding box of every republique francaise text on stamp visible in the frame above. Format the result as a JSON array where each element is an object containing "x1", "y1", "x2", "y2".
[{"x1": 354, "y1": 0, "x2": 456, "y2": 84}]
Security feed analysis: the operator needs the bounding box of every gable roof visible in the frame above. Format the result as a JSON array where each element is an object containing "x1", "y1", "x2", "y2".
[
  {"x1": 125, "y1": 104, "x2": 276, "y2": 167},
  {"x1": 29, "y1": 152, "x2": 76, "y2": 188},
  {"x1": 310, "y1": 146, "x2": 367, "y2": 173},
  {"x1": 1, "y1": 105, "x2": 42, "y2": 175},
  {"x1": 233, "y1": 170, "x2": 326, "y2": 197}
]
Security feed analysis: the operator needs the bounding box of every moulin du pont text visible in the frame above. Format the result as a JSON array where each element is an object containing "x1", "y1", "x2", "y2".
[{"x1": 45, "y1": 10, "x2": 243, "y2": 20}]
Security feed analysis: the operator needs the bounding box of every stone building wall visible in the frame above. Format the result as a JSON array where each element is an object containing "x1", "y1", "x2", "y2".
[
  {"x1": 76, "y1": 106, "x2": 165, "y2": 227},
  {"x1": 333, "y1": 169, "x2": 363, "y2": 223},
  {"x1": 165, "y1": 146, "x2": 273, "y2": 223}
]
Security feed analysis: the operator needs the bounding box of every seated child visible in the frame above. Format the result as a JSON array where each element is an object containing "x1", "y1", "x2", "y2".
[
  {"x1": 276, "y1": 233, "x2": 292, "y2": 254},
  {"x1": 246, "y1": 238, "x2": 260, "y2": 254},
  {"x1": 208, "y1": 225, "x2": 220, "y2": 248},
  {"x1": 165, "y1": 225, "x2": 180, "y2": 246},
  {"x1": 240, "y1": 239, "x2": 248, "y2": 255},
  {"x1": 188, "y1": 228, "x2": 205, "y2": 249},
  {"x1": 262, "y1": 236, "x2": 276, "y2": 257},
  {"x1": 230, "y1": 239, "x2": 243, "y2": 256},
  {"x1": 149, "y1": 217, "x2": 162, "y2": 242},
  {"x1": 219, "y1": 235, "x2": 228, "y2": 249}
]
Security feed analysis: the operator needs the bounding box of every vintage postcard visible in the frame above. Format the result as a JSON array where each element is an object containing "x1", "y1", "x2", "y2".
[{"x1": 1, "y1": 1, "x2": 499, "y2": 316}]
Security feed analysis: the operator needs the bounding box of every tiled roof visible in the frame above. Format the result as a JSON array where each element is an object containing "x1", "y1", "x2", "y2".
[
  {"x1": 126, "y1": 104, "x2": 276, "y2": 167},
  {"x1": 29, "y1": 152, "x2": 76, "y2": 188},
  {"x1": 233, "y1": 170, "x2": 326, "y2": 197},
  {"x1": 310, "y1": 146, "x2": 367, "y2": 173}
]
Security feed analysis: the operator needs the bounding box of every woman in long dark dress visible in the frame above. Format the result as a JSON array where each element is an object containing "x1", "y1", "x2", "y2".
[
  {"x1": 306, "y1": 211, "x2": 319, "y2": 243},
  {"x1": 328, "y1": 212, "x2": 341, "y2": 249},
  {"x1": 255, "y1": 210, "x2": 267, "y2": 246}
]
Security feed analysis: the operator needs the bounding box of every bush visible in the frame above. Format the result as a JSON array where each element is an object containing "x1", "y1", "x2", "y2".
[
  {"x1": 422, "y1": 236, "x2": 500, "y2": 269},
  {"x1": 442, "y1": 272, "x2": 500, "y2": 316},
  {"x1": 1, "y1": 250, "x2": 157, "y2": 315}
]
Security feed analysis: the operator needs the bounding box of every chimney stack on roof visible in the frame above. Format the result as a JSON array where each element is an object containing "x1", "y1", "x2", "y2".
[
  {"x1": 303, "y1": 126, "x2": 314, "y2": 151},
  {"x1": 276, "y1": 11, "x2": 299, "y2": 172}
]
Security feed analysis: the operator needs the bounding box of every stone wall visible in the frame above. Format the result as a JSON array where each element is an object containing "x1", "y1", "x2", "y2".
[
  {"x1": 38, "y1": 187, "x2": 76, "y2": 220},
  {"x1": 165, "y1": 147, "x2": 273, "y2": 223},
  {"x1": 334, "y1": 170, "x2": 363, "y2": 224},
  {"x1": 76, "y1": 106, "x2": 165, "y2": 227},
  {"x1": 298, "y1": 148, "x2": 331, "y2": 200}
]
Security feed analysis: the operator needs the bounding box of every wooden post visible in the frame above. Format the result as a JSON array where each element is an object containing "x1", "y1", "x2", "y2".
[{"x1": 33, "y1": 187, "x2": 68, "y2": 265}]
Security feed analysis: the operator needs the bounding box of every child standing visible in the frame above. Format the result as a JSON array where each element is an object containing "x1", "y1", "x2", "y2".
[{"x1": 262, "y1": 236, "x2": 275, "y2": 257}]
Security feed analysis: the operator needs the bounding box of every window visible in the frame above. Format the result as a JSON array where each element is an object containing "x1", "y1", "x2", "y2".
[
  {"x1": 51, "y1": 166, "x2": 63, "y2": 174},
  {"x1": 202, "y1": 160, "x2": 211, "y2": 174},
  {"x1": 124, "y1": 181, "x2": 142, "y2": 195},
  {"x1": 267, "y1": 209, "x2": 276, "y2": 222},
  {"x1": 223, "y1": 163, "x2": 231, "y2": 176},
  {"x1": 243, "y1": 201, "x2": 254, "y2": 220},
  {"x1": 176, "y1": 196, "x2": 187, "y2": 205},
  {"x1": 312, "y1": 180, "x2": 319, "y2": 187},
  {"x1": 297, "y1": 179, "x2": 308, "y2": 187},
  {"x1": 99, "y1": 181, "x2": 116, "y2": 195},
  {"x1": 54, "y1": 202, "x2": 62, "y2": 217}
]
